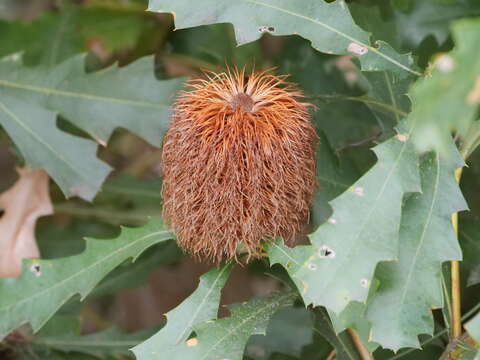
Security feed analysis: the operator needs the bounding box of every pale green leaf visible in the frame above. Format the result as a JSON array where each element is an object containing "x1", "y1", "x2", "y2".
[
  {"x1": 466, "y1": 312, "x2": 480, "y2": 343},
  {"x1": 132, "y1": 265, "x2": 232, "y2": 359},
  {"x1": 366, "y1": 141, "x2": 467, "y2": 350},
  {"x1": 148, "y1": 0, "x2": 420, "y2": 78},
  {"x1": 133, "y1": 291, "x2": 296, "y2": 360},
  {"x1": 268, "y1": 121, "x2": 421, "y2": 313},
  {"x1": 0, "y1": 219, "x2": 174, "y2": 340},
  {"x1": 408, "y1": 18, "x2": 480, "y2": 155}
]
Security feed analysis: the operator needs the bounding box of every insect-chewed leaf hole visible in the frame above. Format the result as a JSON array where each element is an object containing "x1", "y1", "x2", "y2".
[{"x1": 318, "y1": 245, "x2": 335, "y2": 259}]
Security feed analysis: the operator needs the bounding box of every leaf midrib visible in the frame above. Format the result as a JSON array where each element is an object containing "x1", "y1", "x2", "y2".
[{"x1": 0, "y1": 79, "x2": 169, "y2": 109}]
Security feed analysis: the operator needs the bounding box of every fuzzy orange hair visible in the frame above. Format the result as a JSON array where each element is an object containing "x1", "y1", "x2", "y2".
[{"x1": 161, "y1": 68, "x2": 317, "y2": 263}]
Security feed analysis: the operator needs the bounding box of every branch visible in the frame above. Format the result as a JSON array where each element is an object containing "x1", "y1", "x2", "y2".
[{"x1": 347, "y1": 328, "x2": 373, "y2": 360}]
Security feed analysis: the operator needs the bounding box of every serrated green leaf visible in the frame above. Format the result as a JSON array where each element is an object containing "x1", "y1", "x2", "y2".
[
  {"x1": 408, "y1": 18, "x2": 480, "y2": 155},
  {"x1": 0, "y1": 94, "x2": 111, "y2": 201},
  {"x1": 0, "y1": 54, "x2": 182, "y2": 146},
  {"x1": 132, "y1": 264, "x2": 232, "y2": 359},
  {"x1": 148, "y1": 0, "x2": 420, "y2": 78},
  {"x1": 0, "y1": 219, "x2": 174, "y2": 340},
  {"x1": 268, "y1": 121, "x2": 421, "y2": 313},
  {"x1": 366, "y1": 141, "x2": 467, "y2": 350},
  {"x1": 0, "y1": 54, "x2": 183, "y2": 199},
  {"x1": 133, "y1": 291, "x2": 296, "y2": 360}
]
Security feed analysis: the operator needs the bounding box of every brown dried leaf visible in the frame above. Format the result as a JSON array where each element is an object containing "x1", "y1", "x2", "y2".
[{"x1": 0, "y1": 168, "x2": 53, "y2": 278}]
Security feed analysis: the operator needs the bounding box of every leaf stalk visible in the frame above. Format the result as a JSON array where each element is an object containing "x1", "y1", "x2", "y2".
[{"x1": 347, "y1": 328, "x2": 373, "y2": 360}]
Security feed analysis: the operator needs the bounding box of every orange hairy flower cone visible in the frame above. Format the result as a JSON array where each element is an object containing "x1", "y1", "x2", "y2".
[{"x1": 161, "y1": 68, "x2": 318, "y2": 263}]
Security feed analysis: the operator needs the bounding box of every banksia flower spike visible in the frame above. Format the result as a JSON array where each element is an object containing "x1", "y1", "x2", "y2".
[{"x1": 161, "y1": 68, "x2": 318, "y2": 264}]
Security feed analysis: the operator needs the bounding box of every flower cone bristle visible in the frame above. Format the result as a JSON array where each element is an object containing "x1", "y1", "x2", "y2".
[{"x1": 161, "y1": 68, "x2": 318, "y2": 263}]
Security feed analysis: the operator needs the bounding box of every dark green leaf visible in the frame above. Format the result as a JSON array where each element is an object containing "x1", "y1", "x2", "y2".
[
  {"x1": 33, "y1": 315, "x2": 158, "y2": 358},
  {"x1": 312, "y1": 308, "x2": 360, "y2": 360},
  {"x1": 408, "y1": 19, "x2": 480, "y2": 155},
  {"x1": 245, "y1": 307, "x2": 313, "y2": 359}
]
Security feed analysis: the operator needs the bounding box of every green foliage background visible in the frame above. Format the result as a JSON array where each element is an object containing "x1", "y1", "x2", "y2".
[{"x1": 0, "y1": 0, "x2": 480, "y2": 359}]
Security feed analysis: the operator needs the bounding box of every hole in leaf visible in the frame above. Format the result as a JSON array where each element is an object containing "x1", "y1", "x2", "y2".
[
  {"x1": 318, "y1": 245, "x2": 335, "y2": 259},
  {"x1": 30, "y1": 263, "x2": 42, "y2": 277}
]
